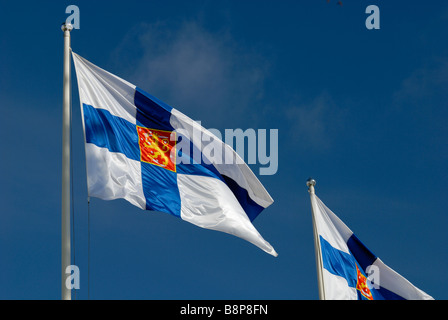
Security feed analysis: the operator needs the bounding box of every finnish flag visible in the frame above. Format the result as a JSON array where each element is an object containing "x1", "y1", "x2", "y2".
[
  {"x1": 72, "y1": 52, "x2": 277, "y2": 257},
  {"x1": 311, "y1": 192, "x2": 433, "y2": 300}
]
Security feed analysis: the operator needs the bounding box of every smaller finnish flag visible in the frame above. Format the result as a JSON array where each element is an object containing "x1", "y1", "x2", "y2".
[
  {"x1": 310, "y1": 191, "x2": 433, "y2": 300},
  {"x1": 72, "y1": 52, "x2": 277, "y2": 256}
]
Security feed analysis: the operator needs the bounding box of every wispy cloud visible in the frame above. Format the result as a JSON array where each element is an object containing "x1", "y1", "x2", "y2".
[
  {"x1": 393, "y1": 57, "x2": 448, "y2": 107},
  {"x1": 285, "y1": 92, "x2": 346, "y2": 151},
  {"x1": 112, "y1": 21, "x2": 269, "y2": 128}
]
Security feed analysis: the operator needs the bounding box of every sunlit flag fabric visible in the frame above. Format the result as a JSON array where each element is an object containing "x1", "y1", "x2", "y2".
[
  {"x1": 72, "y1": 52, "x2": 277, "y2": 257},
  {"x1": 311, "y1": 193, "x2": 433, "y2": 300}
]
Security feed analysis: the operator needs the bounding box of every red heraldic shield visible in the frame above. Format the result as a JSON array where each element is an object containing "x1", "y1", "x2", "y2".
[
  {"x1": 137, "y1": 126, "x2": 176, "y2": 172},
  {"x1": 356, "y1": 263, "x2": 374, "y2": 300}
]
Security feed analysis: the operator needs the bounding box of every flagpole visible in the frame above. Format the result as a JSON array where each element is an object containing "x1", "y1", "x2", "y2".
[
  {"x1": 61, "y1": 22, "x2": 73, "y2": 300},
  {"x1": 307, "y1": 178, "x2": 325, "y2": 300}
]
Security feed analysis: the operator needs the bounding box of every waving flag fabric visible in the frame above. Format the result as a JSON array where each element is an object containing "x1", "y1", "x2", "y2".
[
  {"x1": 72, "y1": 52, "x2": 277, "y2": 256},
  {"x1": 311, "y1": 193, "x2": 433, "y2": 300}
]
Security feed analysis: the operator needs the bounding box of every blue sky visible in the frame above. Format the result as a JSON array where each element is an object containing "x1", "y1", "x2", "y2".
[{"x1": 0, "y1": 0, "x2": 447, "y2": 299}]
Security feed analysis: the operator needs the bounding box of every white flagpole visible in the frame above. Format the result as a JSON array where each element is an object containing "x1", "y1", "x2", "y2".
[
  {"x1": 307, "y1": 178, "x2": 325, "y2": 300},
  {"x1": 61, "y1": 22, "x2": 73, "y2": 300}
]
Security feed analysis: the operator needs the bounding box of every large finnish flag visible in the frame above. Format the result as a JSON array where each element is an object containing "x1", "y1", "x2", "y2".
[
  {"x1": 311, "y1": 193, "x2": 433, "y2": 300},
  {"x1": 72, "y1": 52, "x2": 277, "y2": 256}
]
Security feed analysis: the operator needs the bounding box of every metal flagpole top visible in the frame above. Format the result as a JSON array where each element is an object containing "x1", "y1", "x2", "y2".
[
  {"x1": 61, "y1": 23, "x2": 74, "y2": 32},
  {"x1": 306, "y1": 178, "x2": 316, "y2": 187},
  {"x1": 307, "y1": 178, "x2": 316, "y2": 194}
]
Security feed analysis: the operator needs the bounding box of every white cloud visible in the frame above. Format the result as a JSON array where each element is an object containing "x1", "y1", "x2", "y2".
[
  {"x1": 285, "y1": 92, "x2": 346, "y2": 150},
  {"x1": 112, "y1": 21, "x2": 269, "y2": 128},
  {"x1": 393, "y1": 57, "x2": 448, "y2": 107}
]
